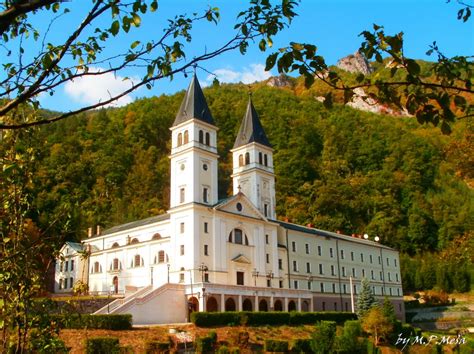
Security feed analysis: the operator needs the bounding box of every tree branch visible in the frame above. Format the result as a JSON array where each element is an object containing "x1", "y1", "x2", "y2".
[{"x1": 0, "y1": 0, "x2": 59, "y2": 35}]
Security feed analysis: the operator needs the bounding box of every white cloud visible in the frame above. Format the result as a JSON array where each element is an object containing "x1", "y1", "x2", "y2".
[
  {"x1": 206, "y1": 63, "x2": 271, "y2": 85},
  {"x1": 64, "y1": 67, "x2": 138, "y2": 108}
]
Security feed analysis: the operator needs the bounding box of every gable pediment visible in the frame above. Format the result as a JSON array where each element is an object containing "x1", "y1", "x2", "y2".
[
  {"x1": 214, "y1": 193, "x2": 266, "y2": 221},
  {"x1": 231, "y1": 254, "x2": 251, "y2": 264}
]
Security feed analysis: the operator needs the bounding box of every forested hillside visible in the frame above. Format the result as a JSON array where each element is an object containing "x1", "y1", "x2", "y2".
[{"x1": 30, "y1": 80, "x2": 473, "y2": 293}]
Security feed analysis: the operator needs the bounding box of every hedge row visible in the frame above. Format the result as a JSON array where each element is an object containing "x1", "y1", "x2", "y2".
[
  {"x1": 191, "y1": 311, "x2": 357, "y2": 327},
  {"x1": 264, "y1": 339, "x2": 312, "y2": 353},
  {"x1": 52, "y1": 314, "x2": 132, "y2": 330}
]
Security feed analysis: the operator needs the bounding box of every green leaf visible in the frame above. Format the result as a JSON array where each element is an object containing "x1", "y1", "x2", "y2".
[
  {"x1": 265, "y1": 53, "x2": 278, "y2": 71},
  {"x1": 150, "y1": 0, "x2": 158, "y2": 12},
  {"x1": 110, "y1": 20, "x2": 120, "y2": 36},
  {"x1": 259, "y1": 39, "x2": 266, "y2": 51},
  {"x1": 130, "y1": 40, "x2": 140, "y2": 49},
  {"x1": 132, "y1": 13, "x2": 141, "y2": 27}
]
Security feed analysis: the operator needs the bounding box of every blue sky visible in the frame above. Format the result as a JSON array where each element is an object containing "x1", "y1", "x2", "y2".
[{"x1": 29, "y1": 0, "x2": 473, "y2": 112}]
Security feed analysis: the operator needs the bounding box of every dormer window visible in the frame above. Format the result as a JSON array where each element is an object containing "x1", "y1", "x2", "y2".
[
  {"x1": 111, "y1": 242, "x2": 120, "y2": 249},
  {"x1": 152, "y1": 233, "x2": 162, "y2": 240},
  {"x1": 130, "y1": 238, "x2": 139, "y2": 245},
  {"x1": 228, "y1": 228, "x2": 249, "y2": 245}
]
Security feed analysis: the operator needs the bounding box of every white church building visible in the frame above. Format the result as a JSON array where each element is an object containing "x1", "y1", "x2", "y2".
[{"x1": 54, "y1": 75, "x2": 405, "y2": 324}]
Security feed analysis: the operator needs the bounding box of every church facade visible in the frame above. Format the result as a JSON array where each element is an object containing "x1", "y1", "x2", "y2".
[{"x1": 55, "y1": 76, "x2": 405, "y2": 324}]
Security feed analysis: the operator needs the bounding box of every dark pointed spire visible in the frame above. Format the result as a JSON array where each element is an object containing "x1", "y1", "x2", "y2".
[
  {"x1": 233, "y1": 98, "x2": 271, "y2": 149},
  {"x1": 173, "y1": 74, "x2": 214, "y2": 127}
]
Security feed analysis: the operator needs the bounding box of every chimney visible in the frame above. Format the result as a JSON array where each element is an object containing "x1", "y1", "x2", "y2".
[
  {"x1": 306, "y1": 223, "x2": 313, "y2": 228},
  {"x1": 96, "y1": 225, "x2": 101, "y2": 236},
  {"x1": 127, "y1": 235, "x2": 131, "y2": 245},
  {"x1": 352, "y1": 233, "x2": 356, "y2": 238},
  {"x1": 284, "y1": 217, "x2": 289, "y2": 222},
  {"x1": 336, "y1": 230, "x2": 341, "y2": 234},
  {"x1": 87, "y1": 227, "x2": 93, "y2": 238}
]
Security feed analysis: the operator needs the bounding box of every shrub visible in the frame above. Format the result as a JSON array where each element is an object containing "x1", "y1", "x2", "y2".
[
  {"x1": 422, "y1": 290, "x2": 450, "y2": 306},
  {"x1": 53, "y1": 314, "x2": 132, "y2": 330},
  {"x1": 311, "y1": 321, "x2": 336, "y2": 354},
  {"x1": 85, "y1": 337, "x2": 120, "y2": 354},
  {"x1": 196, "y1": 336, "x2": 215, "y2": 353},
  {"x1": 208, "y1": 330, "x2": 218, "y2": 344},
  {"x1": 265, "y1": 339, "x2": 289, "y2": 352},
  {"x1": 144, "y1": 340, "x2": 171, "y2": 353},
  {"x1": 217, "y1": 345, "x2": 229, "y2": 354},
  {"x1": 290, "y1": 339, "x2": 312, "y2": 353}
]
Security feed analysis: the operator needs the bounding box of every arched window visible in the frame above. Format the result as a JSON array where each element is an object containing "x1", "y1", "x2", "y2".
[
  {"x1": 259, "y1": 152, "x2": 263, "y2": 164},
  {"x1": 93, "y1": 261, "x2": 102, "y2": 273},
  {"x1": 130, "y1": 238, "x2": 139, "y2": 245},
  {"x1": 238, "y1": 154, "x2": 243, "y2": 167},
  {"x1": 111, "y1": 258, "x2": 121, "y2": 271},
  {"x1": 132, "y1": 254, "x2": 143, "y2": 268},
  {"x1": 264, "y1": 154, "x2": 268, "y2": 166},
  {"x1": 228, "y1": 228, "x2": 249, "y2": 245},
  {"x1": 245, "y1": 152, "x2": 250, "y2": 165},
  {"x1": 111, "y1": 242, "x2": 119, "y2": 249},
  {"x1": 199, "y1": 130, "x2": 204, "y2": 144},
  {"x1": 152, "y1": 233, "x2": 162, "y2": 240},
  {"x1": 177, "y1": 133, "x2": 183, "y2": 146},
  {"x1": 183, "y1": 130, "x2": 189, "y2": 144},
  {"x1": 158, "y1": 250, "x2": 165, "y2": 263},
  {"x1": 179, "y1": 267, "x2": 185, "y2": 282},
  {"x1": 205, "y1": 132, "x2": 210, "y2": 146}
]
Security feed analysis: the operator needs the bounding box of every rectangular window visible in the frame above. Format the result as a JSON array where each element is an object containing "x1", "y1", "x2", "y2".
[
  {"x1": 180, "y1": 245, "x2": 184, "y2": 256},
  {"x1": 264, "y1": 204, "x2": 268, "y2": 217},
  {"x1": 293, "y1": 260, "x2": 298, "y2": 272},
  {"x1": 265, "y1": 234, "x2": 269, "y2": 244},
  {"x1": 237, "y1": 271, "x2": 244, "y2": 285},
  {"x1": 278, "y1": 258, "x2": 283, "y2": 270},
  {"x1": 362, "y1": 269, "x2": 366, "y2": 277},
  {"x1": 294, "y1": 280, "x2": 299, "y2": 289},
  {"x1": 317, "y1": 245, "x2": 322, "y2": 256},
  {"x1": 204, "y1": 245, "x2": 208, "y2": 256},
  {"x1": 64, "y1": 278, "x2": 68, "y2": 289},
  {"x1": 394, "y1": 259, "x2": 398, "y2": 267},
  {"x1": 387, "y1": 258, "x2": 390, "y2": 266},
  {"x1": 371, "y1": 270, "x2": 374, "y2": 280},
  {"x1": 342, "y1": 266, "x2": 346, "y2": 277},
  {"x1": 353, "y1": 285, "x2": 357, "y2": 295},
  {"x1": 331, "y1": 265, "x2": 335, "y2": 276},
  {"x1": 70, "y1": 260, "x2": 74, "y2": 271},
  {"x1": 332, "y1": 283, "x2": 336, "y2": 293},
  {"x1": 340, "y1": 249, "x2": 344, "y2": 259},
  {"x1": 352, "y1": 268, "x2": 356, "y2": 277},
  {"x1": 203, "y1": 187, "x2": 208, "y2": 203},
  {"x1": 390, "y1": 288, "x2": 393, "y2": 296},
  {"x1": 70, "y1": 277, "x2": 73, "y2": 288},
  {"x1": 204, "y1": 222, "x2": 208, "y2": 233},
  {"x1": 334, "y1": 302, "x2": 338, "y2": 311},
  {"x1": 396, "y1": 273, "x2": 399, "y2": 282},
  {"x1": 65, "y1": 260, "x2": 69, "y2": 272},
  {"x1": 180, "y1": 222, "x2": 185, "y2": 233},
  {"x1": 329, "y1": 248, "x2": 334, "y2": 258},
  {"x1": 204, "y1": 273, "x2": 209, "y2": 282},
  {"x1": 397, "y1": 288, "x2": 400, "y2": 296},
  {"x1": 319, "y1": 264, "x2": 323, "y2": 275},
  {"x1": 378, "y1": 256, "x2": 381, "y2": 264},
  {"x1": 180, "y1": 187, "x2": 185, "y2": 203},
  {"x1": 291, "y1": 241, "x2": 296, "y2": 252},
  {"x1": 305, "y1": 243, "x2": 310, "y2": 254},
  {"x1": 370, "y1": 255, "x2": 373, "y2": 264},
  {"x1": 179, "y1": 273, "x2": 185, "y2": 283},
  {"x1": 360, "y1": 253, "x2": 364, "y2": 262},
  {"x1": 388, "y1": 272, "x2": 392, "y2": 281},
  {"x1": 266, "y1": 253, "x2": 270, "y2": 263},
  {"x1": 308, "y1": 281, "x2": 312, "y2": 290},
  {"x1": 321, "y1": 282, "x2": 326, "y2": 293},
  {"x1": 351, "y1": 252, "x2": 354, "y2": 261},
  {"x1": 380, "y1": 271, "x2": 383, "y2": 280},
  {"x1": 279, "y1": 280, "x2": 283, "y2": 288},
  {"x1": 267, "y1": 279, "x2": 271, "y2": 287},
  {"x1": 306, "y1": 262, "x2": 311, "y2": 273},
  {"x1": 343, "y1": 284, "x2": 347, "y2": 294}
]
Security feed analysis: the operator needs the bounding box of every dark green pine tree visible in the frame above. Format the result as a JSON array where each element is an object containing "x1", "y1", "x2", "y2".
[
  {"x1": 356, "y1": 278, "x2": 377, "y2": 318},
  {"x1": 382, "y1": 296, "x2": 397, "y2": 324}
]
